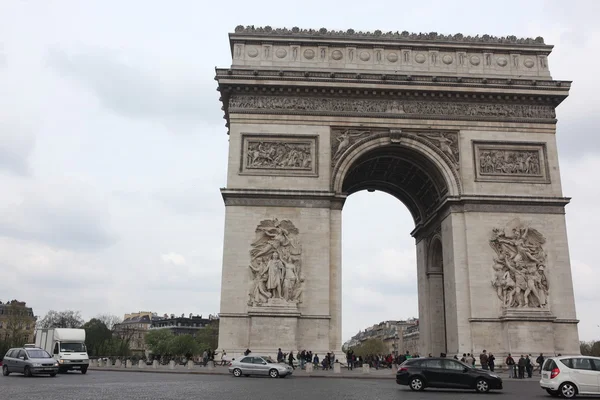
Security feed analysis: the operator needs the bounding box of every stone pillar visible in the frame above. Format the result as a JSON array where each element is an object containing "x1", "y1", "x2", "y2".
[
  {"x1": 126, "y1": 360, "x2": 132, "y2": 368},
  {"x1": 105, "y1": 359, "x2": 111, "y2": 368},
  {"x1": 333, "y1": 363, "x2": 341, "y2": 374},
  {"x1": 362, "y1": 364, "x2": 370, "y2": 374},
  {"x1": 168, "y1": 360, "x2": 175, "y2": 370},
  {"x1": 187, "y1": 360, "x2": 194, "y2": 370},
  {"x1": 152, "y1": 360, "x2": 159, "y2": 369},
  {"x1": 138, "y1": 360, "x2": 145, "y2": 369},
  {"x1": 88, "y1": 359, "x2": 95, "y2": 367},
  {"x1": 115, "y1": 359, "x2": 122, "y2": 368},
  {"x1": 206, "y1": 360, "x2": 214, "y2": 370},
  {"x1": 97, "y1": 359, "x2": 103, "y2": 367},
  {"x1": 329, "y1": 208, "x2": 343, "y2": 352},
  {"x1": 305, "y1": 363, "x2": 313, "y2": 373}
]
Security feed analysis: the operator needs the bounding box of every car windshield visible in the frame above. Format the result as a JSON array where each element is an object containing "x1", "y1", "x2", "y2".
[
  {"x1": 60, "y1": 342, "x2": 87, "y2": 352},
  {"x1": 26, "y1": 349, "x2": 52, "y2": 358},
  {"x1": 263, "y1": 357, "x2": 274, "y2": 363}
]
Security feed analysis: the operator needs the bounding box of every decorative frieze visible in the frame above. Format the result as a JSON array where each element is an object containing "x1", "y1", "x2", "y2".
[
  {"x1": 473, "y1": 141, "x2": 549, "y2": 183},
  {"x1": 241, "y1": 134, "x2": 318, "y2": 177},
  {"x1": 229, "y1": 95, "x2": 556, "y2": 121},
  {"x1": 490, "y1": 218, "x2": 549, "y2": 309}
]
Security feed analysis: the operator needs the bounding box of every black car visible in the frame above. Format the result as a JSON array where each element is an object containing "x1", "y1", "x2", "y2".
[{"x1": 396, "y1": 357, "x2": 503, "y2": 393}]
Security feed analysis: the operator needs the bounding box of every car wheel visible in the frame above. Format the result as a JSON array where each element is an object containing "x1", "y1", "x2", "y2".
[
  {"x1": 232, "y1": 368, "x2": 242, "y2": 377},
  {"x1": 2, "y1": 365, "x2": 9, "y2": 376},
  {"x1": 49, "y1": 373, "x2": 57, "y2": 377},
  {"x1": 559, "y1": 382, "x2": 577, "y2": 399},
  {"x1": 24, "y1": 366, "x2": 32, "y2": 377},
  {"x1": 409, "y1": 376, "x2": 424, "y2": 391},
  {"x1": 269, "y1": 369, "x2": 279, "y2": 378},
  {"x1": 81, "y1": 367, "x2": 88, "y2": 375},
  {"x1": 546, "y1": 389, "x2": 559, "y2": 397},
  {"x1": 475, "y1": 378, "x2": 490, "y2": 393}
]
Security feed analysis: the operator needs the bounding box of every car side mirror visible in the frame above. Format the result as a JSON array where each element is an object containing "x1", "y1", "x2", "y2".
[
  {"x1": 262, "y1": 362, "x2": 267, "y2": 365},
  {"x1": 463, "y1": 367, "x2": 469, "y2": 372},
  {"x1": 20, "y1": 356, "x2": 26, "y2": 360}
]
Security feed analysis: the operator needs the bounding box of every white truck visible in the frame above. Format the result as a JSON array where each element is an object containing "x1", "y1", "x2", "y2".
[{"x1": 35, "y1": 328, "x2": 90, "y2": 374}]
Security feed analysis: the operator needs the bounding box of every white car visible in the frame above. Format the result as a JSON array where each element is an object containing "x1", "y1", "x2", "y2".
[{"x1": 540, "y1": 356, "x2": 600, "y2": 398}]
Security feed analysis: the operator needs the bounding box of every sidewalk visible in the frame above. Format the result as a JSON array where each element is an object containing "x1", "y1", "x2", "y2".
[{"x1": 89, "y1": 364, "x2": 532, "y2": 381}]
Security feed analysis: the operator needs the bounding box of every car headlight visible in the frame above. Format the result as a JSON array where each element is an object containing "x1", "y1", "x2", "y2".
[
  {"x1": 54, "y1": 363, "x2": 59, "y2": 367},
  {"x1": 489, "y1": 374, "x2": 499, "y2": 378},
  {"x1": 59, "y1": 359, "x2": 65, "y2": 364},
  {"x1": 33, "y1": 363, "x2": 42, "y2": 367}
]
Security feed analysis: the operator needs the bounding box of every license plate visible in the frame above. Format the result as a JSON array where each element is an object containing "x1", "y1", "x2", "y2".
[
  {"x1": 44, "y1": 368, "x2": 54, "y2": 371},
  {"x1": 542, "y1": 372, "x2": 549, "y2": 379}
]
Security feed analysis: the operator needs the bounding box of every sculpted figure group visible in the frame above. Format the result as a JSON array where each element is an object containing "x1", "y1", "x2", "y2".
[
  {"x1": 479, "y1": 150, "x2": 541, "y2": 175},
  {"x1": 490, "y1": 219, "x2": 549, "y2": 308},
  {"x1": 248, "y1": 218, "x2": 304, "y2": 306},
  {"x1": 246, "y1": 141, "x2": 312, "y2": 170}
]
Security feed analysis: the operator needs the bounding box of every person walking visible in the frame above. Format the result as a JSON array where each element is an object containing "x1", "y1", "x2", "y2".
[
  {"x1": 479, "y1": 350, "x2": 489, "y2": 370},
  {"x1": 526, "y1": 355, "x2": 533, "y2": 378},
  {"x1": 536, "y1": 353, "x2": 545, "y2": 374},
  {"x1": 488, "y1": 353, "x2": 496, "y2": 372},
  {"x1": 518, "y1": 355, "x2": 526, "y2": 379},
  {"x1": 505, "y1": 353, "x2": 516, "y2": 378},
  {"x1": 288, "y1": 351, "x2": 295, "y2": 370}
]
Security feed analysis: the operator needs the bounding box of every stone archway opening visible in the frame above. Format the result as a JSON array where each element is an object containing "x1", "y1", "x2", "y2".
[{"x1": 339, "y1": 142, "x2": 450, "y2": 356}]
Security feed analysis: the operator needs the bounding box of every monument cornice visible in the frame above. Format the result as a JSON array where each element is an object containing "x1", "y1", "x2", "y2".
[
  {"x1": 216, "y1": 68, "x2": 571, "y2": 93},
  {"x1": 231, "y1": 25, "x2": 550, "y2": 49}
]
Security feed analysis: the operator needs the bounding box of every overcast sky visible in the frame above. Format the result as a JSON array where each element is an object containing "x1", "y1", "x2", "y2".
[{"x1": 1, "y1": 0, "x2": 599, "y2": 344}]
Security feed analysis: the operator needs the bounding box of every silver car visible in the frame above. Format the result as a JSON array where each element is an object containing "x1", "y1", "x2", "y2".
[
  {"x1": 2, "y1": 347, "x2": 59, "y2": 377},
  {"x1": 229, "y1": 355, "x2": 293, "y2": 378}
]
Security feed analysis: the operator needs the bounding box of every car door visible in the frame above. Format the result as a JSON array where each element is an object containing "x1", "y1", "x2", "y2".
[
  {"x1": 421, "y1": 359, "x2": 445, "y2": 387},
  {"x1": 14, "y1": 350, "x2": 26, "y2": 374},
  {"x1": 567, "y1": 358, "x2": 597, "y2": 394},
  {"x1": 238, "y1": 356, "x2": 255, "y2": 375},
  {"x1": 441, "y1": 359, "x2": 472, "y2": 388},
  {"x1": 4, "y1": 350, "x2": 14, "y2": 372},
  {"x1": 590, "y1": 359, "x2": 600, "y2": 394},
  {"x1": 253, "y1": 357, "x2": 269, "y2": 375}
]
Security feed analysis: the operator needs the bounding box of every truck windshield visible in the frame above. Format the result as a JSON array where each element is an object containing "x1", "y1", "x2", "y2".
[{"x1": 60, "y1": 342, "x2": 87, "y2": 352}]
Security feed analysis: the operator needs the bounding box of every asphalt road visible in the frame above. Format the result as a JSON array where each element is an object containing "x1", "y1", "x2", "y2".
[{"x1": 2, "y1": 370, "x2": 555, "y2": 400}]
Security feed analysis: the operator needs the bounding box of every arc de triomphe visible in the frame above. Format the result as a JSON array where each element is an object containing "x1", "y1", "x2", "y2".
[{"x1": 215, "y1": 26, "x2": 580, "y2": 358}]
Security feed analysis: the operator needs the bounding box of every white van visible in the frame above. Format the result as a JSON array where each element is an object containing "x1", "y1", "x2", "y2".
[
  {"x1": 34, "y1": 328, "x2": 90, "y2": 374},
  {"x1": 540, "y1": 356, "x2": 600, "y2": 398}
]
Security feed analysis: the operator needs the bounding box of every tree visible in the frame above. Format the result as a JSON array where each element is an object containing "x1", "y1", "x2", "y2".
[
  {"x1": 82, "y1": 318, "x2": 112, "y2": 356},
  {"x1": 351, "y1": 339, "x2": 388, "y2": 358},
  {"x1": 4, "y1": 302, "x2": 35, "y2": 347},
  {"x1": 37, "y1": 310, "x2": 84, "y2": 329},
  {"x1": 194, "y1": 323, "x2": 219, "y2": 351},
  {"x1": 145, "y1": 329, "x2": 174, "y2": 356},
  {"x1": 95, "y1": 314, "x2": 122, "y2": 331},
  {"x1": 170, "y1": 335, "x2": 199, "y2": 357}
]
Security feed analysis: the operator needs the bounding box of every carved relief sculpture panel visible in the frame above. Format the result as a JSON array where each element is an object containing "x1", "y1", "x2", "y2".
[
  {"x1": 241, "y1": 134, "x2": 318, "y2": 176},
  {"x1": 489, "y1": 218, "x2": 549, "y2": 309},
  {"x1": 247, "y1": 218, "x2": 304, "y2": 307},
  {"x1": 230, "y1": 95, "x2": 556, "y2": 121},
  {"x1": 473, "y1": 141, "x2": 549, "y2": 183}
]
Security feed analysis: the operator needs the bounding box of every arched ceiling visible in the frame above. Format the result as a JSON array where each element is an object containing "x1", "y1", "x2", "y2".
[{"x1": 342, "y1": 145, "x2": 449, "y2": 225}]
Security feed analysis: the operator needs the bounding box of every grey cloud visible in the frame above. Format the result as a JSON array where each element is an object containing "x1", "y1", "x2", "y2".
[
  {"x1": 0, "y1": 194, "x2": 117, "y2": 251},
  {"x1": 556, "y1": 115, "x2": 600, "y2": 157},
  {"x1": 0, "y1": 127, "x2": 35, "y2": 176},
  {"x1": 46, "y1": 48, "x2": 221, "y2": 125}
]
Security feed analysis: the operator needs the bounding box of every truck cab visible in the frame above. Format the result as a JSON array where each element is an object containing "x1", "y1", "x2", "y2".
[{"x1": 35, "y1": 328, "x2": 90, "y2": 374}]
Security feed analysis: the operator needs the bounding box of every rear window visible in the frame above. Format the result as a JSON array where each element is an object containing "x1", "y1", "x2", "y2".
[{"x1": 543, "y1": 359, "x2": 558, "y2": 371}]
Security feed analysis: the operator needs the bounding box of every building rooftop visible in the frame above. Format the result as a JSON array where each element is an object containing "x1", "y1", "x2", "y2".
[{"x1": 232, "y1": 25, "x2": 546, "y2": 46}]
